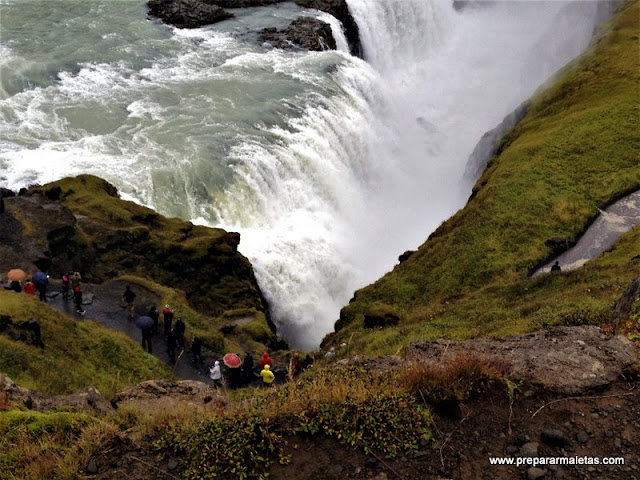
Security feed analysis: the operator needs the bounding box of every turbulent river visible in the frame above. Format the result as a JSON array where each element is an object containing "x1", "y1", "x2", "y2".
[{"x1": 0, "y1": 0, "x2": 611, "y2": 349}]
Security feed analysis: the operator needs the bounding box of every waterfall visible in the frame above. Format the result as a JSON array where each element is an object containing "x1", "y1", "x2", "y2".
[{"x1": 0, "y1": 0, "x2": 611, "y2": 350}]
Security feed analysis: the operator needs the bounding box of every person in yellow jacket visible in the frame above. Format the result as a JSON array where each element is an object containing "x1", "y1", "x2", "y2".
[{"x1": 260, "y1": 364, "x2": 275, "y2": 386}]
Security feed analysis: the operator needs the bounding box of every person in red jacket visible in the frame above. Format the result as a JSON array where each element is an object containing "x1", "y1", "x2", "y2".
[
  {"x1": 23, "y1": 280, "x2": 36, "y2": 295},
  {"x1": 259, "y1": 351, "x2": 273, "y2": 368}
]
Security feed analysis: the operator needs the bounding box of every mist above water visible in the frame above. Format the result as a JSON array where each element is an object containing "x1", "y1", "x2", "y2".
[{"x1": 0, "y1": 0, "x2": 611, "y2": 349}]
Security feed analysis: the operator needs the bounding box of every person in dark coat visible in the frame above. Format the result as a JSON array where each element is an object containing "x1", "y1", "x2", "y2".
[
  {"x1": 163, "y1": 305, "x2": 174, "y2": 336},
  {"x1": 74, "y1": 286, "x2": 85, "y2": 315},
  {"x1": 191, "y1": 336, "x2": 203, "y2": 365},
  {"x1": 61, "y1": 274, "x2": 70, "y2": 299},
  {"x1": 122, "y1": 286, "x2": 136, "y2": 319},
  {"x1": 141, "y1": 326, "x2": 153, "y2": 353},
  {"x1": 242, "y1": 352, "x2": 254, "y2": 384},
  {"x1": 148, "y1": 306, "x2": 160, "y2": 335},
  {"x1": 551, "y1": 260, "x2": 561, "y2": 272},
  {"x1": 9, "y1": 280, "x2": 22, "y2": 293},
  {"x1": 33, "y1": 271, "x2": 48, "y2": 301},
  {"x1": 167, "y1": 330, "x2": 177, "y2": 363},
  {"x1": 174, "y1": 317, "x2": 186, "y2": 349}
]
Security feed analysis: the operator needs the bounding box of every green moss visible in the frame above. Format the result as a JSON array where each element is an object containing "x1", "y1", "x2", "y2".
[{"x1": 0, "y1": 290, "x2": 172, "y2": 397}]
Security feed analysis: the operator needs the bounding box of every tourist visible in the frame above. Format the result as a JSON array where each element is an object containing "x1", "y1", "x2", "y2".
[
  {"x1": 163, "y1": 304, "x2": 174, "y2": 336},
  {"x1": 148, "y1": 305, "x2": 160, "y2": 335},
  {"x1": 551, "y1": 260, "x2": 561, "y2": 272},
  {"x1": 23, "y1": 280, "x2": 35, "y2": 295},
  {"x1": 209, "y1": 361, "x2": 223, "y2": 388},
  {"x1": 61, "y1": 274, "x2": 70, "y2": 299},
  {"x1": 122, "y1": 285, "x2": 136, "y2": 319},
  {"x1": 174, "y1": 317, "x2": 186, "y2": 349},
  {"x1": 74, "y1": 286, "x2": 85, "y2": 315},
  {"x1": 260, "y1": 364, "x2": 275, "y2": 387},
  {"x1": 242, "y1": 352, "x2": 254, "y2": 383},
  {"x1": 259, "y1": 351, "x2": 273, "y2": 368}
]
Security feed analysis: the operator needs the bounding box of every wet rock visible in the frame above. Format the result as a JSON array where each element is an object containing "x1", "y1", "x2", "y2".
[
  {"x1": 168, "y1": 460, "x2": 179, "y2": 470},
  {"x1": 611, "y1": 274, "x2": 640, "y2": 329},
  {"x1": 147, "y1": 0, "x2": 233, "y2": 29},
  {"x1": 260, "y1": 17, "x2": 336, "y2": 51}
]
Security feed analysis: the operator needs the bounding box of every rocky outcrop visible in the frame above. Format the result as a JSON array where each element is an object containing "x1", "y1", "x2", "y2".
[
  {"x1": 146, "y1": 0, "x2": 362, "y2": 57},
  {"x1": 147, "y1": 0, "x2": 233, "y2": 29},
  {"x1": 0, "y1": 374, "x2": 111, "y2": 414},
  {"x1": 464, "y1": 102, "x2": 528, "y2": 189},
  {"x1": 407, "y1": 326, "x2": 637, "y2": 394},
  {"x1": 260, "y1": 17, "x2": 336, "y2": 51},
  {"x1": 0, "y1": 175, "x2": 268, "y2": 318},
  {"x1": 612, "y1": 274, "x2": 640, "y2": 329}
]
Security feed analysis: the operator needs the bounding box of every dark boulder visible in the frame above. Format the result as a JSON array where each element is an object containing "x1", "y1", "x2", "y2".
[
  {"x1": 147, "y1": 0, "x2": 233, "y2": 29},
  {"x1": 363, "y1": 308, "x2": 400, "y2": 329},
  {"x1": 260, "y1": 17, "x2": 336, "y2": 51}
]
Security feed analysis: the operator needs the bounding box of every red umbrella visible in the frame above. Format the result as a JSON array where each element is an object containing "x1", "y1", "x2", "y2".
[
  {"x1": 222, "y1": 353, "x2": 242, "y2": 368},
  {"x1": 7, "y1": 269, "x2": 26, "y2": 282}
]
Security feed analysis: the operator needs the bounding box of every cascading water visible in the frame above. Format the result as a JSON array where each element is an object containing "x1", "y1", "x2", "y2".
[{"x1": 0, "y1": 0, "x2": 611, "y2": 349}]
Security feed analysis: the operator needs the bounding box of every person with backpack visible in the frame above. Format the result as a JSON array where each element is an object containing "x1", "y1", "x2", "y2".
[
  {"x1": 209, "y1": 361, "x2": 223, "y2": 388},
  {"x1": 122, "y1": 286, "x2": 136, "y2": 319},
  {"x1": 147, "y1": 306, "x2": 160, "y2": 335},
  {"x1": 32, "y1": 271, "x2": 48, "y2": 302},
  {"x1": 166, "y1": 329, "x2": 177, "y2": 363},
  {"x1": 260, "y1": 364, "x2": 275, "y2": 387},
  {"x1": 259, "y1": 352, "x2": 273, "y2": 368}
]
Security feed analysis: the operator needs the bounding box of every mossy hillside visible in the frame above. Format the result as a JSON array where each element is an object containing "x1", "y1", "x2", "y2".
[
  {"x1": 0, "y1": 289, "x2": 172, "y2": 397},
  {"x1": 328, "y1": 1, "x2": 640, "y2": 354},
  {"x1": 30, "y1": 175, "x2": 266, "y2": 317}
]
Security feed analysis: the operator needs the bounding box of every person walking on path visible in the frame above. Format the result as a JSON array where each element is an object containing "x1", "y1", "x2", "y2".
[
  {"x1": 551, "y1": 260, "x2": 561, "y2": 272},
  {"x1": 191, "y1": 336, "x2": 203, "y2": 365},
  {"x1": 209, "y1": 361, "x2": 223, "y2": 388},
  {"x1": 70, "y1": 271, "x2": 82, "y2": 289},
  {"x1": 174, "y1": 317, "x2": 186, "y2": 350},
  {"x1": 61, "y1": 274, "x2": 70, "y2": 299},
  {"x1": 73, "y1": 286, "x2": 85, "y2": 315},
  {"x1": 32, "y1": 271, "x2": 48, "y2": 302},
  {"x1": 163, "y1": 305, "x2": 174, "y2": 336},
  {"x1": 122, "y1": 286, "x2": 136, "y2": 319},
  {"x1": 148, "y1": 306, "x2": 160, "y2": 335},
  {"x1": 167, "y1": 329, "x2": 177, "y2": 363},
  {"x1": 260, "y1": 364, "x2": 275, "y2": 387},
  {"x1": 141, "y1": 325, "x2": 153, "y2": 353}
]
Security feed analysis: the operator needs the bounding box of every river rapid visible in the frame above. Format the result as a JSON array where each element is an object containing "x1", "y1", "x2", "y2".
[{"x1": 0, "y1": 0, "x2": 611, "y2": 349}]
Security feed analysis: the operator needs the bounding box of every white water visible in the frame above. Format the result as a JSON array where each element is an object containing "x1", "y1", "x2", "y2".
[{"x1": 0, "y1": 0, "x2": 609, "y2": 349}]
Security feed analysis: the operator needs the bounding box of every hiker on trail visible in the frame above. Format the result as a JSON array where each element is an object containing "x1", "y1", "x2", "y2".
[
  {"x1": 23, "y1": 280, "x2": 35, "y2": 295},
  {"x1": 259, "y1": 352, "x2": 273, "y2": 369},
  {"x1": 551, "y1": 261, "x2": 561, "y2": 272},
  {"x1": 141, "y1": 325, "x2": 153, "y2": 354},
  {"x1": 209, "y1": 361, "x2": 223, "y2": 388},
  {"x1": 148, "y1": 306, "x2": 160, "y2": 335},
  {"x1": 191, "y1": 336, "x2": 203, "y2": 365},
  {"x1": 242, "y1": 352, "x2": 254, "y2": 383},
  {"x1": 73, "y1": 286, "x2": 85, "y2": 315},
  {"x1": 32, "y1": 271, "x2": 48, "y2": 302},
  {"x1": 122, "y1": 286, "x2": 136, "y2": 319},
  {"x1": 174, "y1": 317, "x2": 186, "y2": 349},
  {"x1": 162, "y1": 305, "x2": 174, "y2": 336},
  {"x1": 70, "y1": 271, "x2": 82, "y2": 289},
  {"x1": 260, "y1": 364, "x2": 275, "y2": 386},
  {"x1": 61, "y1": 274, "x2": 70, "y2": 299},
  {"x1": 288, "y1": 356, "x2": 301, "y2": 380},
  {"x1": 167, "y1": 329, "x2": 177, "y2": 363}
]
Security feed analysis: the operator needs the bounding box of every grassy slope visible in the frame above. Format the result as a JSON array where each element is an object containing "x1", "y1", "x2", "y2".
[
  {"x1": 0, "y1": 290, "x2": 172, "y2": 398},
  {"x1": 329, "y1": 1, "x2": 640, "y2": 354}
]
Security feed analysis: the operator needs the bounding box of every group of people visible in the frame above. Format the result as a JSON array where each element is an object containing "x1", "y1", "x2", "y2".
[
  {"x1": 208, "y1": 351, "x2": 314, "y2": 389},
  {"x1": 4, "y1": 270, "x2": 85, "y2": 314},
  {"x1": 121, "y1": 286, "x2": 187, "y2": 359}
]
